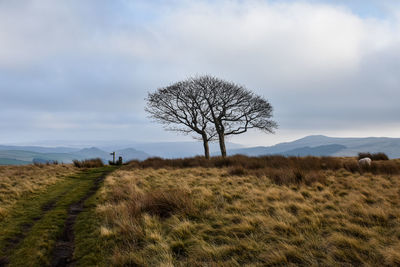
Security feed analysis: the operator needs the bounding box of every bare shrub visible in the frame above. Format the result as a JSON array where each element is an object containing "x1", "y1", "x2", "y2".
[{"x1": 371, "y1": 153, "x2": 389, "y2": 161}]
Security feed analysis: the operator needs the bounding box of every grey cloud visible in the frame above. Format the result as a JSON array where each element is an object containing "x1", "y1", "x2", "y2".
[{"x1": 1, "y1": 0, "x2": 400, "y2": 145}]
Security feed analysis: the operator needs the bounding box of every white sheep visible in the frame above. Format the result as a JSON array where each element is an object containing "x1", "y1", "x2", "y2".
[{"x1": 358, "y1": 157, "x2": 372, "y2": 167}]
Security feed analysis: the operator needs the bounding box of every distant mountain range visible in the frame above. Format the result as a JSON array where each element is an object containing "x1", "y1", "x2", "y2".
[
  {"x1": 1, "y1": 135, "x2": 399, "y2": 165},
  {"x1": 0, "y1": 141, "x2": 240, "y2": 165},
  {"x1": 229, "y1": 135, "x2": 400, "y2": 158},
  {"x1": 0, "y1": 146, "x2": 150, "y2": 165}
]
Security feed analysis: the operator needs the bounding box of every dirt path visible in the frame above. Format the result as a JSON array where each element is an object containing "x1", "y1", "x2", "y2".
[
  {"x1": 0, "y1": 167, "x2": 114, "y2": 267},
  {"x1": 50, "y1": 173, "x2": 107, "y2": 267}
]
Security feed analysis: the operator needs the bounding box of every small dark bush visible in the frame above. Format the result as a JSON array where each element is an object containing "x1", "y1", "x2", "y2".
[
  {"x1": 371, "y1": 153, "x2": 389, "y2": 161},
  {"x1": 73, "y1": 158, "x2": 104, "y2": 168},
  {"x1": 358, "y1": 152, "x2": 389, "y2": 161}
]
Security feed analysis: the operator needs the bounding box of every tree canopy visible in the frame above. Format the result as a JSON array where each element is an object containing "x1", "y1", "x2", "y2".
[{"x1": 145, "y1": 75, "x2": 277, "y2": 158}]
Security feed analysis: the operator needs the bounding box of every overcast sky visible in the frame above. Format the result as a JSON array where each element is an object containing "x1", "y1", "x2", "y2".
[{"x1": 1, "y1": 0, "x2": 400, "y2": 147}]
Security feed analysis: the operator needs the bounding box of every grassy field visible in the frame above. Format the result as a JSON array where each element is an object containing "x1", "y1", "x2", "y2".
[
  {"x1": 1, "y1": 157, "x2": 400, "y2": 266},
  {"x1": 97, "y1": 157, "x2": 400, "y2": 266}
]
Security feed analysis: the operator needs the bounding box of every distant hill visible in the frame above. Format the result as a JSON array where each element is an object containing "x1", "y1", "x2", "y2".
[
  {"x1": 281, "y1": 144, "x2": 346, "y2": 157},
  {"x1": 0, "y1": 150, "x2": 77, "y2": 165},
  {"x1": 116, "y1": 148, "x2": 150, "y2": 161},
  {"x1": 0, "y1": 140, "x2": 243, "y2": 165},
  {"x1": 229, "y1": 135, "x2": 400, "y2": 158},
  {"x1": 0, "y1": 158, "x2": 32, "y2": 165},
  {"x1": 72, "y1": 147, "x2": 110, "y2": 160},
  {"x1": 1, "y1": 136, "x2": 399, "y2": 165},
  {"x1": 0, "y1": 147, "x2": 151, "y2": 165},
  {"x1": 0, "y1": 145, "x2": 79, "y2": 154}
]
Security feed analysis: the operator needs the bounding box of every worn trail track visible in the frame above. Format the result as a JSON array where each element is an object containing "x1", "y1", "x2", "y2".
[
  {"x1": 0, "y1": 190, "x2": 71, "y2": 267},
  {"x1": 50, "y1": 173, "x2": 107, "y2": 267},
  {"x1": 0, "y1": 168, "x2": 113, "y2": 267}
]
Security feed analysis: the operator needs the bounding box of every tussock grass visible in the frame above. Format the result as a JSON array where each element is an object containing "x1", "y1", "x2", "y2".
[
  {"x1": 98, "y1": 165, "x2": 400, "y2": 266},
  {"x1": 0, "y1": 164, "x2": 78, "y2": 219}
]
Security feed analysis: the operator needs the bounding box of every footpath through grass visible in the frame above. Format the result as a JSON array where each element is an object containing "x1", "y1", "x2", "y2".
[{"x1": 0, "y1": 166, "x2": 116, "y2": 267}]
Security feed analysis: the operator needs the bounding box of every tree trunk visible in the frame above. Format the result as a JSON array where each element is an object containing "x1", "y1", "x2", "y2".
[
  {"x1": 218, "y1": 132, "x2": 227, "y2": 158},
  {"x1": 202, "y1": 133, "x2": 210, "y2": 159}
]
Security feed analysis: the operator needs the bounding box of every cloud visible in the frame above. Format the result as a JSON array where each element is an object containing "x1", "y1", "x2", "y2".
[{"x1": 0, "y1": 0, "x2": 400, "y2": 145}]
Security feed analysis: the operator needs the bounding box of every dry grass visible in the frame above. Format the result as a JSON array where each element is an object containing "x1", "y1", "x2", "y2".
[
  {"x1": 0, "y1": 164, "x2": 78, "y2": 218},
  {"x1": 97, "y1": 163, "x2": 400, "y2": 266},
  {"x1": 127, "y1": 155, "x2": 400, "y2": 176},
  {"x1": 126, "y1": 156, "x2": 400, "y2": 186}
]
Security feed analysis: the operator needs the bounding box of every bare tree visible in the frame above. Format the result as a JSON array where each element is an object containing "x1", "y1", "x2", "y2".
[
  {"x1": 192, "y1": 75, "x2": 278, "y2": 157},
  {"x1": 146, "y1": 76, "x2": 277, "y2": 159},
  {"x1": 145, "y1": 81, "x2": 216, "y2": 159}
]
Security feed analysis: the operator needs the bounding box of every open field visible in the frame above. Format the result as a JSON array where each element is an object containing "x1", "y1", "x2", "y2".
[
  {"x1": 97, "y1": 157, "x2": 400, "y2": 266},
  {"x1": 1, "y1": 156, "x2": 400, "y2": 266}
]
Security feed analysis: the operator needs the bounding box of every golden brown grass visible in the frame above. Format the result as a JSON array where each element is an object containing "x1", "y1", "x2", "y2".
[
  {"x1": 97, "y1": 162, "x2": 400, "y2": 266},
  {"x1": 0, "y1": 164, "x2": 78, "y2": 218},
  {"x1": 128, "y1": 155, "x2": 400, "y2": 177}
]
